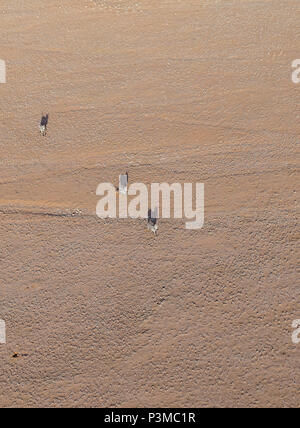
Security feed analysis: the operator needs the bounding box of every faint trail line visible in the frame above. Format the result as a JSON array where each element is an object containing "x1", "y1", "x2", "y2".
[
  {"x1": 157, "y1": 116, "x2": 300, "y2": 139},
  {"x1": 0, "y1": 205, "x2": 90, "y2": 219}
]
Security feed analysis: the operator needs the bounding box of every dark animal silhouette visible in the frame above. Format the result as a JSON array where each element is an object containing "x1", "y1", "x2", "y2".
[
  {"x1": 147, "y1": 208, "x2": 158, "y2": 235},
  {"x1": 39, "y1": 113, "x2": 49, "y2": 136}
]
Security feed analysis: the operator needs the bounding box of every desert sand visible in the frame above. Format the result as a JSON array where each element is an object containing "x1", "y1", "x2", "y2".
[{"x1": 0, "y1": 0, "x2": 299, "y2": 407}]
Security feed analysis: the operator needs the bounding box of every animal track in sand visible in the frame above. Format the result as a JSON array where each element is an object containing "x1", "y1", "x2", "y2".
[{"x1": 91, "y1": 0, "x2": 142, "y2": 13}]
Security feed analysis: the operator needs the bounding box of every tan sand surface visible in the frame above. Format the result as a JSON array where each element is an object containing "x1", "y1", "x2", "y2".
[{"x1": 0, "y1": 0, "x2": 299, "y2": 407}]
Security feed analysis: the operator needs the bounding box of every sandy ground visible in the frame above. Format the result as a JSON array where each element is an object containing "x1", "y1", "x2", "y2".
[{"x1": 0, "y1": 0, "x2": 299, "y2": 408}]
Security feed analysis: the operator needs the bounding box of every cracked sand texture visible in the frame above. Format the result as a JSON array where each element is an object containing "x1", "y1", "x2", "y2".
[{"x1": 0, "y1": 0, "x2": 299, "y2": 407}]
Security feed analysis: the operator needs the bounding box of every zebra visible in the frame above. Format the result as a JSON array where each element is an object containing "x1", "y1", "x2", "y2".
[
  {"x1": 39, "y1": 124, "x2": 46, "y2": 136},
  {"x1": 39, "y1": 113, "x2": 49, "y2": 136},
  {"x1": 147, "y1": 209, "x2": 158, "y2": 235}
]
